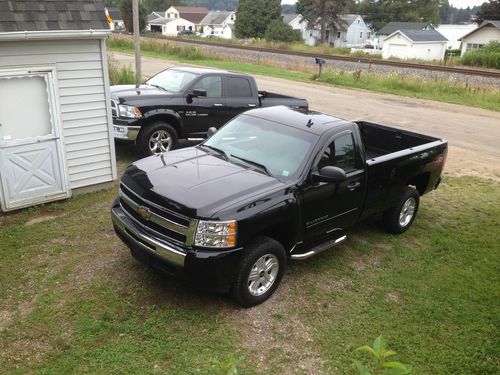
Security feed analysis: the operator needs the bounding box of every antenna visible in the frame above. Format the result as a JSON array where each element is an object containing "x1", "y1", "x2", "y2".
[{"x1": 306, "y1": 119, "x2": 314, "y2": 128}]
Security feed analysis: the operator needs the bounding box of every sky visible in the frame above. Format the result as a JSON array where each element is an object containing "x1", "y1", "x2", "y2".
[{"x1": 281, "y1": 0, "x2": 488, "y2": 9}]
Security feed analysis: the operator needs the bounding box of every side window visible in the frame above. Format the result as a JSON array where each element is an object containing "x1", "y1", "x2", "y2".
[
  {"x1": 225, "y1": 77, "x2": 252, "y2": 97},
  {"x1": 318, "y1": 133, "x2": 357, "y2": 172},
  {"x1": 193, "y1": 76, "x2": 222, "y2": 98}
]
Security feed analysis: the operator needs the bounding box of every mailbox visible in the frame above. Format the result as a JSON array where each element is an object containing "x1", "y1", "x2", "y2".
[{"x1": 315, "y1": 57, "x2": 325, "y2": 65}]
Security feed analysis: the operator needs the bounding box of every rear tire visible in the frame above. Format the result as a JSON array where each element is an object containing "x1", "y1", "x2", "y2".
[
  {"x1": 231, "y1": 236, "x2": 286, "y2": 307},
  {"x1": 383, "y1": 187, "x2": 420, "y2": 234},
  {"x1": 136, "y1": 122, "x2": 178, "y2": 157}
]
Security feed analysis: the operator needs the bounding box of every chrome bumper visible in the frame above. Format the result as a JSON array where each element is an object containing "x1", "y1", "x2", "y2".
[
  {"x1": 113, "y1": 124, "x2": 140, "y2": 141},
  {"x1": 111, "y1": 206, "x2": 186, "y2": 267}
]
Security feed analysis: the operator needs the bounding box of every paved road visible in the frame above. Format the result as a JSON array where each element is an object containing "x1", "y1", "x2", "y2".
[{"x1": 111, "y1": 52, "x2": 500, "y2": 180}]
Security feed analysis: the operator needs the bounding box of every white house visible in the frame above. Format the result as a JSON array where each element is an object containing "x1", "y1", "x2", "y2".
[
  {"x1": 377, "y1": 22, "x2": 435, "y2": 49},
  {"x1": 200, "y1": 11, "x2": 236, "y2": 39},
  {"x1": 288, "y1": 14, "x2": 370, "y2": 47},
  {"x1": 436, "y1": 24, "x2": 477, "y2": 50},
  {"x1": 458, "y1": 20, "x2": 500, "y2": 56},
  {"x1": 0, "y1": 0, "x2": 117, "y2": 212},
  {"x1": 164, "y1": 6, "x2": 209, "y2": 26},
  {"x1": 105, "y1": 7, "x2": 125, "y2": 31},
  {"x1": 149, "y1": 17, "x2": 196, "y2": 36},
  {"x1": 382, "y1": 29, "x2": 448, "y2": 61}
]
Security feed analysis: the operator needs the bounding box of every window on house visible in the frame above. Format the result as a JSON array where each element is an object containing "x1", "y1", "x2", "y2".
[
  {"x1": 310, "y1": 31, "x2": 313, "y2": 37},
  {"x1": 337, "y1": 31, "x2": 341, "y2": 38},
  {"x1": 466, "y1": 43, "x2": 484, "y2": 51},
  {"x1": 360, "y1": 32, "x2": 363, "y2": 38}
]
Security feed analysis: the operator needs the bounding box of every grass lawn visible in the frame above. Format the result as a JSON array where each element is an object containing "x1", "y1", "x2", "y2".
[
  {"x1": 0, "y1": 143, "x2": 498, "y2": 374},
  {"x1": 107, "y1": 37, "x2": 500, "y2": 112}
]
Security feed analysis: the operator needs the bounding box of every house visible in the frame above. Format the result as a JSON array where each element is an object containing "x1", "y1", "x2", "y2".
[
  {"x1": 165, "y1": 6, "x2": 209, "y2": 25},
  {"x1": 458, "y1": 20, "x2": 500, "y2": 56},
  {"x1": 292, "y1": 14, "x2": 370, "y2": 47},
  {"x1": 0, "y1": 0, "x2": 116, "y2": 212},
  {"x1": 200, "y1": 11, "x2": 236, "y2": 39},
  {"x1": 381, "y1": 29, "x2": 448, "y2": 61},
  {"x1": 149, "y1": 17, "x2": 196, "y2": 36},
  {"x1": 377, "y1": 22, "x2": 435, "y2": 49},
  {"x1": 105, "y1": 7, "x2": 125, "y2": 31},
  {"x1": 145, "y1": 11, "x2": 165, "y2": 31},
  {"x1": 436, "y1": 24, "x2": 477, "y2": 50}
]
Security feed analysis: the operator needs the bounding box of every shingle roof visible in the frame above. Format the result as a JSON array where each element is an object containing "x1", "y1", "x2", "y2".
[
  {"x1": 283, "y1": 13, "x2": 300, "y2": 24},
  {"x1": 200, "y1": 11, "x2": 232, "y2": 26},
  {"x1": 397, "y1": 29, "x2": 448, "y2": 42},
  {"x1": 148, "y1": 17, "x2": 174, "y2": 25},
  {"x1": 175, "y1": 7, "x2": 209, "y2": 13},
  {"x1": 0, "y1": 0, "x2": 109, "y2": 32},
  {"x1": 459, "y1": 20, "x2": 500, "y2": 40},
  {"x1": 378, "y1": 22, "x2": 433, "y2": 35},
  {"x1": 173, "y1": 6, "x2": 209, "y2": 24},
  {"x1": 339, "y1": 14, "x2": 359, "y2": 27}
]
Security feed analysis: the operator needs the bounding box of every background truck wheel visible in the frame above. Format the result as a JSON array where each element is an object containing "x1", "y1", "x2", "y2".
[
  {"x1": 231, "y1": 236, "x2": 286, "y2": 307},
  {"x1": 137, "y1": 122, "x2": 178, "y2": 157},
  {"x1": 383, "y1": 186, "x2": 420, "y2": 234}
]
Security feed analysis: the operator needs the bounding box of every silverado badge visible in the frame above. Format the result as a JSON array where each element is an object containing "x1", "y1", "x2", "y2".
[{"x1": 137, "y1": 206, "x2": 152, "y2": 220}]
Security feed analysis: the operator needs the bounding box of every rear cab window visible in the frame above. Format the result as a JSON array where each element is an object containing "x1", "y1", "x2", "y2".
[{"x1": 225, "y1": 76, "x2": 253, "y2": 97}]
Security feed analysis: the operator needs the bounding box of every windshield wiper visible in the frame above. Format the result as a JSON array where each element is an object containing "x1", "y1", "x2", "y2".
[
  {"x1": 146, "y1": 83, "x2": 166, "y2": 91},
  {"x1": 200, "y1": 144, "x2": 228, "y2": 160},
  {"x1": 230, "y1": 154, "x2": 270, "y2": 176}
]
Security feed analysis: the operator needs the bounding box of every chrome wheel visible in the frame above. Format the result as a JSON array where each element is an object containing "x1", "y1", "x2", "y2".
[
  {"x1": 247, "y1": 253, "x2": 279, "y2": 297},
  {"x1": 149, "y1": 130, "x2": 172, "y2": 154},
  {"x1": 399, "y1": 197, "x2": 416, "y2": 227}
]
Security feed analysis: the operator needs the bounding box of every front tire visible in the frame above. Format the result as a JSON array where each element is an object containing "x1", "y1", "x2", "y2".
[
  {"x1": 137, "y1": 122, "x2": 178, "y2": 157},
  {"x1": 231, "y1": 237, "x2": 286, "y2": 307},
  {"x1": 383, "y1": 187, "x2": 420, "y2": 234}
]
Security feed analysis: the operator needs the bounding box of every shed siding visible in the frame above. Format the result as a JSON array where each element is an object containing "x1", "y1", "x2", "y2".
[{"x1": 0, "y1": 39, "x2": 115, "y2": 189}]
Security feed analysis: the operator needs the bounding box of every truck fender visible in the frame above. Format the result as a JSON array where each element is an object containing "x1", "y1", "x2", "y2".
[{"x1": 141, "y1": 109, "x2": 184, "y2": 136}]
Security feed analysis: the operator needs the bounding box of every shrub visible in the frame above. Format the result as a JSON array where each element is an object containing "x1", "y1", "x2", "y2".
[
  {"x1": 460, "y1": 41, "x2": 500, "y2": 69},
  {"x1": 264, "y1": 19, "x2": 303, "y2": 43},
  {"x1": 108, "y1": 56, "x2": 135, "y2": 85}
]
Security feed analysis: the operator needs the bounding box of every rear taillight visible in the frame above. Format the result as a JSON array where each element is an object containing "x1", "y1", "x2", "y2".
[{"x1": 434, "y1": 150, "x2": 447, "y2": 167}]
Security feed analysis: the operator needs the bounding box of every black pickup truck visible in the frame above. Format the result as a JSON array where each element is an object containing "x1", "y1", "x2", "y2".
[
  {"x1": 111, "y1": 67, "x2": 308, "y2": 156},
  {"x1": 111, "y1": 106, "x2": 447, "y2": 307}
]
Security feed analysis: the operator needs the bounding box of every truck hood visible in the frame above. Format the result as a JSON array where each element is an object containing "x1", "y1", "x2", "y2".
[
  {"x1": 110, "y1": 84, "x2": 180, "y2": 103},
  {"x1": 120, "y1": 147, "x2": 284, "y2": 219}
]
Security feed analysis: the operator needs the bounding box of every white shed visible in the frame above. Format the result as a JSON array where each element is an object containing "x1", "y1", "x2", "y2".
[
  {"x1": 382, "y1": 29, "x2": 448, "y2": 61},
  {"x1": 0, "y1": 0, "x2": 117, "y2": 212}
]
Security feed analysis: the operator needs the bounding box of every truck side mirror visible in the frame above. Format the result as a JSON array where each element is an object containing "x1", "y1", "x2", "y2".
[
  {"x1": 191, "y1": 89, "x2": 207, "y2": 97},
  {"x1": 207, "y1": 127, "x2": 217, "y2": 137},
  {"x1": 311, "y1": 166, "x2": 346, "y2": 184}
]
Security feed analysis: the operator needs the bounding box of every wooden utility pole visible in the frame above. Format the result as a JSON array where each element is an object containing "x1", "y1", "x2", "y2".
[{"x1": 132, "y1": 0, "x2": 141, "y2": 87}]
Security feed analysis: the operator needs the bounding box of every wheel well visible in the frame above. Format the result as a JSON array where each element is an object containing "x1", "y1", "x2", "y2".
[
  {"x1": 407, "y1": 172, "x2": 430, "y2": 195},
  {"x1": 259, "y1": 222, "x2": 296, "y2": 252},
  {"x1": 140, "y1": 114, "x2": 182, "y2": 138}
]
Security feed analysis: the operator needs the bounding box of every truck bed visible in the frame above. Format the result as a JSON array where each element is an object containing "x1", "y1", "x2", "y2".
[{"x1": 356, "y1": 121, "x2": 441, "y2": 161}]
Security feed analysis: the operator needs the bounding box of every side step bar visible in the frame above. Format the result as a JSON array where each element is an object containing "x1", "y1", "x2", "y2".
[{"x1": 290, "y1": 235, "x2": 347, "y2": 260}]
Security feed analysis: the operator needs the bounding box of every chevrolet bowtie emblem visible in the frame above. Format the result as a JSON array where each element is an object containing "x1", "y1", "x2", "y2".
[{"x1": 137, "y1": 206, "x2": 152, "y2": 220}]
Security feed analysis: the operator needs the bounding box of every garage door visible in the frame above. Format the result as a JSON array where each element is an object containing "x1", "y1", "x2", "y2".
[
  {"x1": 387, "y1": 44, "x2": 408, "y2": 59},
  {"x1": 0, "y1": 68, "x2": 69, "y2": 211}
]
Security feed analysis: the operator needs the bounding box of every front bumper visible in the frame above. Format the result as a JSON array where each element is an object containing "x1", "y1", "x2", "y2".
[
  {"x1": 111, "y1": 203, "x2": 244, "y2": 291},
  {"x1": 113, "y1": 122, "x2": 141, "y2": 141}
]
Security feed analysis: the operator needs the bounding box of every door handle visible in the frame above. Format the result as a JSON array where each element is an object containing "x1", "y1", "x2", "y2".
[
  {"x1": 213, "y1": 103, "x2": 223, "y2": 107},
  {"x1": 347, "y1": 182, "x2": 361, "y2": 191},
  {"x1": 248, "y1": 103, "x2": 257, "y2": 107}
]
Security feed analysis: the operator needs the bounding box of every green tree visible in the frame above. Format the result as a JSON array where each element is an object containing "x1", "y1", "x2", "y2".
[
  {"x1": 296, "y1": 0, "x2": 350, "y2": 44},
  {"x1": 120, "y1": 0, "x2": 147, "y2": 33},
  {"x1": 474, "y1": 0, "x2": 500, "y2": 23},
  {"x1": 264, "y1": 19, "x2": 303, "y2": 42},
  {"x1": 235, "y1": 0, "x2": 282, "y2": 38}
]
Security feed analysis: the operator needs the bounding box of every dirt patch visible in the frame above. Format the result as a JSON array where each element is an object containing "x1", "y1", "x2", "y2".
[{"x1": 25, "y1": 213, "x2": 64, "y2": 226}]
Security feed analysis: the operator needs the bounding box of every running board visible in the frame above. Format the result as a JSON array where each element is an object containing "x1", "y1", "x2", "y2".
[{"x1": 290, "y1": 235, "x2": 347, "y2": 260}]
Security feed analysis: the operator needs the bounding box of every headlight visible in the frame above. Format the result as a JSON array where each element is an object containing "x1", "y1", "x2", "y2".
[
  {"x1": 118, "y1": 104, "x2": 142, "y2": 118},
  {"x1": 195, "y1": 220, "x2": 237, "y2": 248}
]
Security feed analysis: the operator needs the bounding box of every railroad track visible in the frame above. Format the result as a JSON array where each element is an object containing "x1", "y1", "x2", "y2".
[{"x1": 156, "y1": 36, "x2": 500, "y2": 79}]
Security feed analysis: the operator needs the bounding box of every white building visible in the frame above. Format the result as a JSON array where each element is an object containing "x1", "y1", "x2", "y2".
[
  {"x1": 458, "y1": 20, "x2": 500, "y2": 56},
  {"x1": 200, "y1": 11, "x2": 236, "y2": 39},
  {"x1": 436, "y1": 24, "x2": 477, "y2": 50},
  {"x1": 0, "y1": 0, "x2": 116, "y2": 212},
  {"x1": 149, "y1": 17, "x2": 196, "y2": 36},
  {"x1": 286, "y1": 14, "x2": 371, "y2": 47},
  {"x1": 382, "y1": 29, "x2": 448, "y2": 61},
  {"x1": 377, "y1": 22, "x2": 435, "y2": 49}
]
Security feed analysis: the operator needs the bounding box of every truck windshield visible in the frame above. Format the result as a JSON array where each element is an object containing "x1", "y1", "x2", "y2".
[
  {"x1": 146, "y1": 69, "x2": 198, "y2": 92},
  {"x1": 203, "y1": 115, "x2": 317, "y2": 181}
]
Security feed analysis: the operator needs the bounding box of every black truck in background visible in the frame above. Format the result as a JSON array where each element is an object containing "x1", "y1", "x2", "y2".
[
  {"x1": 111, "y1": 106, "x2": 447, "y2": 307},
  {"x1": 111, "y1": 67, "x2": 308, "y2": 156}
]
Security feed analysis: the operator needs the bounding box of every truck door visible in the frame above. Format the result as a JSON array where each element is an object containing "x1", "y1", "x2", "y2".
[
  {"x1": 223, "y1": 76, "x2": 259, "y2": 120},
  {"x1": 301, "y1": 130, "x2": 366, "y2": 244},
  {"x1": 185, "y1": 75, "x2": 226, "y2": 137}
]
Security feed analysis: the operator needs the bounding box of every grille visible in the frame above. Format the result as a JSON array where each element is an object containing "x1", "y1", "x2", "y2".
[{"x1": 119, "y1": 183, "x2": 197, "y2": 246}]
